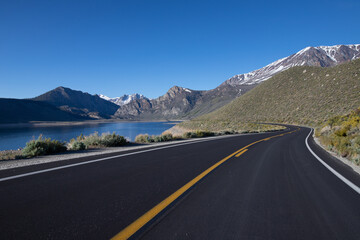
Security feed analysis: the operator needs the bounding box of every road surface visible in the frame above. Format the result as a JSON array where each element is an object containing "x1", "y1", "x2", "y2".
[{"x1": 0, "y1": 126, "x2": 359, "y2": 239}]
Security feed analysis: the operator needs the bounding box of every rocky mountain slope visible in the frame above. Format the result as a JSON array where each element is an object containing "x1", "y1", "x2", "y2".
[
  {"x1": 98, "y1": 93, "x2": 149, "y2": 106},
  {"x1": 223, "y1": 44, "x2": 360, "y2": 87},
  {"x1": 112, "y1": 44, "x2": 360, "y2": 120},
  {"x1": 114, "y1": 86, "x2": 204, "y2": 119},
  {"x1": 33, "y1": 86, "x2": 119, "y2": 119},
  {"x1": 179, "y1": 58, "x2": 360, "y2": 131}
]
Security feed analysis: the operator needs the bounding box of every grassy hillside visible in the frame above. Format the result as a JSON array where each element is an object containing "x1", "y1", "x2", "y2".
[
  {"x1": 315, "y1": 107, "x2": 360, "y2": 165},
  {"x1": 180, "y1": 59, "x2": 360, "y2": 131}
]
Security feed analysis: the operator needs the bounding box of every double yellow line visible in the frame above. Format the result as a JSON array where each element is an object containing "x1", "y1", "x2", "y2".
[{"x1": 112, "y1": 128, "x2": 299, "y2": 240}]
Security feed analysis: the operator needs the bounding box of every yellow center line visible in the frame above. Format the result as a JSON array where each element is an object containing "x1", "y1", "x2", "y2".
[
  {"x1": 235, "y1": 148, "x2": 248, "y2": 157},
  {"x1": 111, "y1": 128, "x2": 298, "y2": 240}
]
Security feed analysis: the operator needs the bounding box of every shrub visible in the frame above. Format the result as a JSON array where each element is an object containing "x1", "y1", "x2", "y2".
[
  {"x1": 100, "y1": 133, "x2": 127, "y2": 147},
  {"x1": 183, "y1": 132, "x2": 197, "y2": 138},
  {"x1": 69, "y1": 141, "x2": 87, "y2": 150},
  {"x1": 22, "y1": 135, "x2": 67, "y2": 158},
  {"x1": 183, "y1": 131, "x2": 215, "y2": 138},
  {"x1": 316, "y1": 107, "x2": 360, "y2": 165},
  {"x1": 161, "y1": 133, "x2": 173, "y2": 141},
  {"x1": 82, "y1": 132, "x2": 102, "y2": 147},
  {"x1": 135, "y1": 134, "x2": 150, "y2": 143},
  {"x1": 75, "y1": 132, "x2": 128, "y2": 148},
  {"x1": 0, "y1": 150, "x2": 23, "y2": 160},
  {"x1": 135, "y1": 133, "x2": 174, "y2": 143},
  {"x1": 195, "y1": 130, "x2": 215, "y2": 137}
]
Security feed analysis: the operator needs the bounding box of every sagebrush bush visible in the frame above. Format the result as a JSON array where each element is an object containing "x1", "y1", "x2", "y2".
[
  {"x1": 69, "y1": 141, "x2": 87, "y2": 150},
  {"x1": 183, "y1": 131, "x2": 215, "y2": 138},
  {"x1": 22, "y1": 135, "x2": 67, "y2": 158},
  {"x1": 72, "y1": 132, "x2": 128, "y2": 148},
  {"x1": 135, "y1": 133, "x2": 174, "y2": 143},
  {"x1": 101, "y1": 133, "x2": 127, "y2": 147},
  {"x1": 135, "y1": 134, "x2": 150, "y2": 143}
]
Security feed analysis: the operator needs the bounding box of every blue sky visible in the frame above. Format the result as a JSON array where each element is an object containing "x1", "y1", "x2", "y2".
[{"x1": 1, "y1": 0, "x2": 359, "y2": 99}]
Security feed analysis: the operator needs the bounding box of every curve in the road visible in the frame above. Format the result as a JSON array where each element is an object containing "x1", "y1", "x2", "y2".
[{"x1": 112, "y1": 128, "x2": 300, "y2": 240}]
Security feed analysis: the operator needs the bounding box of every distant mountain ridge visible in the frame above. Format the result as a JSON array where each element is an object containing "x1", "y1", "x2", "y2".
[
  {"x1": 114, "y1": 86, "x2": 204, "y2": 119},
  {"x1": 222, "y1": 44, "x2": 360, "y2": 87},
  {"x1": 109, "y1": 44, "x2": 360, "y2": 120},
  {"x1": 33, "y1": 86, "x2": 119, "y2": 119},
  {"x1": 98, "y1": 93, "x2": 149, "y2": 106}
]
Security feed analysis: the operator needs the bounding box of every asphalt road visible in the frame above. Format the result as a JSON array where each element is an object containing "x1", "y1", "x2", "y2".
[{"x1": 0, "y1": 126, "x2": 359, "y2": 239}]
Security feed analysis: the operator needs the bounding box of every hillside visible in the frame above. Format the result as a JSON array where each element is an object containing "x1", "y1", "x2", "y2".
[
  {"x1": 0, "y1": 98, "x2": 87, "y2": 124},
  {"x1": 315, "y1": 107, "x2": 360, "y2": 165},
  {"x1": 179, "y1": 58, "x2": 360, "y2": 131},
  {"x1": 110, "y1": 44, "x2": 359, "y2": 120},
  {"x1": 33, "y1": 87, "x2": 119, "y2": 119}
]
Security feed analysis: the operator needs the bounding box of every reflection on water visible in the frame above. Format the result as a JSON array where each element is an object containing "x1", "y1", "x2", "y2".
[{"x1": 0, "y1": 121, "x2": 177, "y2": 150}]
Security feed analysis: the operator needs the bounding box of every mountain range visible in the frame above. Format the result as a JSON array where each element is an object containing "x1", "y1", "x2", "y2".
[
  {"x1": 105, "y1": 44, "x2": 360, "y2": 120},
  {"x1": 0, "y1": 44, "x2": 358, "y2": 123},
  {"x1": 98, "y1": 94, "x2": 149, "y2": 106}
]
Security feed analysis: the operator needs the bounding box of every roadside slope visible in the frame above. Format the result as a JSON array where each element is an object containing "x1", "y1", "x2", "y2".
[{"x1": 180, "y1": 59, "x2": 360, "y2": 131}]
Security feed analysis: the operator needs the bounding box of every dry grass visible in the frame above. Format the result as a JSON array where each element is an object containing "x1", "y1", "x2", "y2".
[
  {"x1": 0, "y1": 150, "x2": 23, "y2": 161},
  {"x1": 315, "y1": 107, "x2": 360, "y2": 165}
]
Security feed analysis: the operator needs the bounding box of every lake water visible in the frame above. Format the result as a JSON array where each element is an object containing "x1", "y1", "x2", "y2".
[{"x1": 0, "y1": 121, "x2": 178, "y2": 151}]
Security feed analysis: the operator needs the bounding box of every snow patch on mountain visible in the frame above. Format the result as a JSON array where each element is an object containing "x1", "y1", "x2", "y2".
[
  {"x1": 98, "y1": 93, "x2": 149, "y2": 106},
  {"x1": 223, "y1": 44, "x2": 360, "y2": 87},
  {"x1": 184, "y1": 88, "x2": 192, "y2": 93}
]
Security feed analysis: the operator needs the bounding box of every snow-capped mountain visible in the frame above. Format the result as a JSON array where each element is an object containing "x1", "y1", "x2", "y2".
[
  {"x1": 98, "y1": 93, "x2": 149, "y2": 106},
  {"x1": 223, "y1": 44, "x2": 360, "y2": 87}
]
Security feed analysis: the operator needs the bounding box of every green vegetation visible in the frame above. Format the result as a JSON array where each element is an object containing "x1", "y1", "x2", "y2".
[
  {"x1": 182, "y1": 131, "x2": 215, "y2": 138},
  {"x1": 0, "y1": 150, "x2": 23, "y2": 161},
  {"x1": 0, "y1": 132, "x2": 129, "y2": 160},
  {"x1": 22, "y1": 135, "x2": 67, "y2": 158},
  {"x1": 135, "y1": 133, "x2": 174, "y2": 143},
  {"x1": 180, "y1": 59, "x2": 360, "y2": 131},
  {"x1": 315, "y1": 107, "x2": 360, "y2": 165},
  {"x1": 68, "y1": 132, "x2": 128, "y2": 149},
  {"x1": 134, "y1": 131, "x2": 218, "y2": 143},
  {"x1": 134, "y1": 126, "x2": 286, "y2": 145}
]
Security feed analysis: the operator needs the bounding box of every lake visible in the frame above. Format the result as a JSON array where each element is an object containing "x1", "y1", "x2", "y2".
[{"x1": 0, "y1": 121, "x2": 178, "y2": 151}]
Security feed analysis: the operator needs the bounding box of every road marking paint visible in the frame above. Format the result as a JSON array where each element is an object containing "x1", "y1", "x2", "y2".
[
  {"x1": 305, "y1": 128, "x2": 360, "y2": 195},
  {"x1": 112, "y1": 129, "x2": 297, "y2": 240},
  {"x1": 0, "y1": 129, "x2": 295, "y2": 183},
  {"x1": 235, "y1": 149, "x2": 248, "y2": 157}
]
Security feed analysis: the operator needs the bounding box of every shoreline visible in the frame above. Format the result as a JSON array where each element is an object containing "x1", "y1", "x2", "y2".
[{"x1": 0, "y1": 119, "x2": 183, "y2": 129}]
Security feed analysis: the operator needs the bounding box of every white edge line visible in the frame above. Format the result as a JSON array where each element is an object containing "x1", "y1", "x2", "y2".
[
  {"x1": 0, "y1": 133, "x2": 249, "y2": 182},
  {"x1": 305, "y1": 128, "x2": 360, "y2": 194}
]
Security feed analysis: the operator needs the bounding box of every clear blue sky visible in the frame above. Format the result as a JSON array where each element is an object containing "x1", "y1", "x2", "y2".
[{"x1": 1, "y1": 0, "x2": 359, "y2": 99}]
